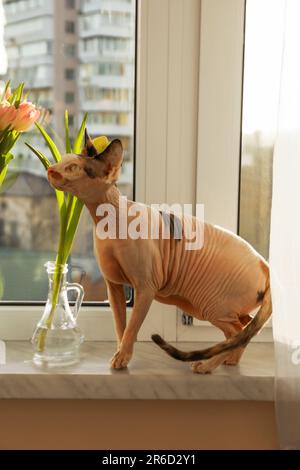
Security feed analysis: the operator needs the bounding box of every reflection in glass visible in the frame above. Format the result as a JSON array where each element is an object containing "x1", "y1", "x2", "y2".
[{"x1": 0, "y1": 0, "x2": 136, "y2": 301}]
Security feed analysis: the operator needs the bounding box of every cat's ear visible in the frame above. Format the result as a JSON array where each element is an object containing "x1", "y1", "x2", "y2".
[
  {"x1": 95, "y1": 139, "x2": 123, "y2": 182},
  {"x1": 83, "y1": 128, "x2": 98, "y2": 157}
]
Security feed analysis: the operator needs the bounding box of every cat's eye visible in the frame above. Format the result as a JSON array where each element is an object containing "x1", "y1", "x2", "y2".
[{"x1": 66, "y1": 164, "x2": 79, "y2": 173}]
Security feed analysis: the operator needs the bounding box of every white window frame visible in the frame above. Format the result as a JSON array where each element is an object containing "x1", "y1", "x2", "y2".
[
  {"x1": 0, "y1": 0, "x2": 182, "y2": 342},
  {"x1": 0, "y1": 0, "x2": 272, "y2": 342},
  {"x1": 177, "y1": 0, "x2": 272, "y2": 343}
]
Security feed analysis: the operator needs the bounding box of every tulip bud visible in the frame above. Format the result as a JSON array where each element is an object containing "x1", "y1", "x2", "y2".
[
  {"x1": 12, "y1": 101, "x2": 40, "y2": 132},
  {"x1": 0, "y1": 102, "x2": 17, "y2": 131}
]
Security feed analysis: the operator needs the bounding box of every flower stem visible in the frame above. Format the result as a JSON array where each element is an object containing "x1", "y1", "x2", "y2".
[
  {"x1": 36, "y1": 210, "x2": 68, "y2": 352},
  {"x1": 36, "y1": 268, "x2": 64, "y2": 352}
]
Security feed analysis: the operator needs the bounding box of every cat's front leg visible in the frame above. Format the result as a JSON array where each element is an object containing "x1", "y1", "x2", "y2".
[
  {"x1": 111, "y1": 287, "x2": 154, "y2": 369},
  {"x1": 106, "y1": 280, "x2": 127, "y2": 346}
]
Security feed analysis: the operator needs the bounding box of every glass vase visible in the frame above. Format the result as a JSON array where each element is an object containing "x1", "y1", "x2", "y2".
[{"x1": 32, "y1": 262, "x2": 84, "y2": 367}]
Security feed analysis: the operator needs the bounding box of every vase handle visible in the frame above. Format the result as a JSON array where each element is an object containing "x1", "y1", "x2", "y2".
[{"x1": 66, "y1": 283, "x2": 84, "y2": 319}]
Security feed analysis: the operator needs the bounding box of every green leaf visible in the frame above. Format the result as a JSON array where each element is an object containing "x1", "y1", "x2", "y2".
[
  {"x1": 55, "y1": 189, "x2": 67, "y2": 222},
  {"x1": 0, "y1": 125, "x2": 11, "y2": 141},
  {"x1": 35, "y1": 122, "x2": 62, "y2": 162},
  {"x1": 0, "y1": 131, "x2": 20, "y2": 156},
  {"x1": 7, "y1": 132, "x2": 20, "y2": 152},
  {"x1": 25, "y1": 142, "x2": 66, "y2": 220},
  {"x1": 66, "y1": 194, "x2": 77, "y2": 221},
  {"x1": 1, "y1": 152, "x2": 14, "y2": 166},
  {"x1": 0, "y1": 80, "x2": 11, "y2": 102},
  {"x1": 25, "y1": 143, "x2": 50, "y2": 170},
  {"x1": 8, "y1": 82, "x2": 24, "y2": 107},
  {"x1": 14, "y1": 82, "x2": 24, "y2": 108},
  {"x1": 73, "y1": 113, "x2": 88, "y2": 154},
  {"x1": 63, "y1": 199, "x2": 84, "y2": 259},
  {"x1": 25, "y1": 117, "x2": 87, "y2": 351},
  {"x1": 0, "y1": 152, "x2": 13, "y2": 174},
  {"x1": 64, "y1": 110, "x2": 72, "y2": 153},
  {"x1": 0, "y1": 164, "x2": 8, "y2": 186}
]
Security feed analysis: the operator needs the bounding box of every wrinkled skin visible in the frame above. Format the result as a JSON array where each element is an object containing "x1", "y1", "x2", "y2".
[{"x1": 47, "y1": 136, "x2": 269, "y2": 373}]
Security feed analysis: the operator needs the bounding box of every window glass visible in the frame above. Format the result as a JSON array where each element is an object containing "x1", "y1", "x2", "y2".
[
  {"x1": 64, "y1": 44, "x2": 76, "y2": 57},
  {"x1": 65, "y1": 91, "x2": 75, "y2": 103},
  {"x1": 65, "y1": 68, "x2": 75, "y2": 80},
  {"x1": 66, "y1": 0, "x2": 75, "y2": 9},
  {"x1": 65, "y1": 21, "x2": 75, "y2": 34},
  {"x1": 0, "y1": 0, "x2": 136, "y2": 302},
  {"x1": 239, "y1": 0, "x2": 285, "y2": 259}
]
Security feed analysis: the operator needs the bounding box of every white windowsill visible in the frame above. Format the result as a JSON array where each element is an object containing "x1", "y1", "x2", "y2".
[{"x1": 0, "y1": 341, "x2": 274, "y2": 400}]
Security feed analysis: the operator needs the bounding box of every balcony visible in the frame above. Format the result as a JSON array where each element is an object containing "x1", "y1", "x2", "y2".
[
  {"x1": 7, "y1": 55, "x2": 53, "y2": 69},
  {"x1": 80, "y1": 0, "x2": 134, "y2": 14},
  {"x1": 86, "y1": 123, "x2": 133, "y2": 137},
  {"x1": 79, "y1": 23, "x2": 134, "y2": 39},
  {"x1": 4, "y1": 19, "x2": 53, "y2": 44},
  {"x1": 80, "y1": 100, "x2": 133, "y2": 113},
  {"x1": 79, "y1": 74, "x2": 133, "y2": 89},
  {"x1": 79, "y1": 48, "x2": 133, "y2": 63},
  {"x1": 5, "y1": 71, "x2": 53, "y2": 90},
  {"x1": 3, "y1": 0, "x2": 54, "y2": 23},
  {"x1": 26, "y1": 75, "x2": 53, "y2": 89}
]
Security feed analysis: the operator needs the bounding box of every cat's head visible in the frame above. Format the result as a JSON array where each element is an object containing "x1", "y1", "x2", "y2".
[{"x1": 47, "y1": 129, "x2": 123, "y2": 202}]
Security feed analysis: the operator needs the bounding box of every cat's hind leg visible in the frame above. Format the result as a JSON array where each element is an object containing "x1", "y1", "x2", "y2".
[
  {"x1": 191, "y1": 317, "x2": 247, "y2": 374},
  {"x1": 191, "y1": 351, "x2": 231, "y2": 374},
  {"x1": 222, "y1": 315, "x2": 252, "y2": 365}
]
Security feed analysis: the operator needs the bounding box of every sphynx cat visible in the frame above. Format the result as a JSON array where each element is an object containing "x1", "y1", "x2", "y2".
[{"x1": 47, "y1": 131, "x2": 272, "y2": 373}]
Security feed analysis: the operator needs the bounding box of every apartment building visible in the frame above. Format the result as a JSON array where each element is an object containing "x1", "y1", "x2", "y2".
[
  {"x1": 2, "y1": 0, "x2": 78, "y2": 169},
  {"x1": 78, "y1": 0, "x2": 135, "y2": 193},
  {"x1": 1, "y1": 0, "x2": 135, "y2": 191},
  {"x1": 0, "y1": 0, "x2": 136, "y2": 301}
]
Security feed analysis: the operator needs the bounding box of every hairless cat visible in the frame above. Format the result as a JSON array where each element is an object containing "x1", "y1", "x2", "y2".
[{"x1": 47, "y1": 131, "x2": 271, "y2": 373}]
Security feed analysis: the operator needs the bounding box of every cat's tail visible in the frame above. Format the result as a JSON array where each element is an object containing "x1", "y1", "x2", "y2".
[{"x1": 152, "y1": 262, "x2": 272, "y2": 362}]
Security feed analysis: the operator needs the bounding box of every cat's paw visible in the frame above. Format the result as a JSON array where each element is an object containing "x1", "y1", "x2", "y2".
[
  {"x1": 223, "y1": 349, "x2": 243, "y2": 366},
  {"x1": 110, "y1": 349, "x2": 132, "y2": 369},
  {"x1": 191, "y1": 361, "x2": 212, "y2": 374}
]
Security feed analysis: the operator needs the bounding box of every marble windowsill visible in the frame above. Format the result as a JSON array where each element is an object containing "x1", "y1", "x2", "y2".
[{"x1": 0, "y1": 341, "x2": 275, "y2": 400}]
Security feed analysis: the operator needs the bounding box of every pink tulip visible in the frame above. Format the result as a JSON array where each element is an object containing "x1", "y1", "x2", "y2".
[
  {"x1": 12, "y1": 101, "x2": 40, "y2": 132},
  {"x1": 0, "y1": 102, "x2": 17, "y2": 131}
]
